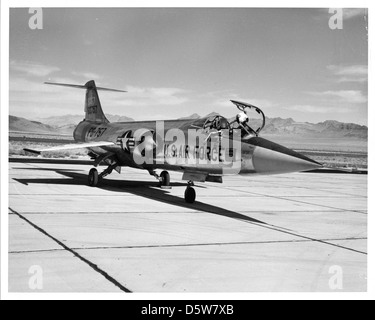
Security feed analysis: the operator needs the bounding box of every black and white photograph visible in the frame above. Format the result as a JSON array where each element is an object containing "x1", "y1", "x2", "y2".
[{"x1": 1, "y1": 2, "x2": 372, "y2": 300}]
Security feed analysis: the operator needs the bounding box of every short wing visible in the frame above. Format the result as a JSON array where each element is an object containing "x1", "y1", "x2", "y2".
[{"x1": 24, "y1": 141, "x2": 116, "y2": 155}]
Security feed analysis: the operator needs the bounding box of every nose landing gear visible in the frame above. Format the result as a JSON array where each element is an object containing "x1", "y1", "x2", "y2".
[
  {"x1": 184, "y1": 181, "x2": 196, "y2": 204},
  {"x1": 151, "y1": 171, "x2": 197, "y2": 203}
]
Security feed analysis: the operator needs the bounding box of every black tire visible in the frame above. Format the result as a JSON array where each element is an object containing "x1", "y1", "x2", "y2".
[
  {"x1": 160, "y1": 171, "x2": 170, "y2": 187},
  {"x1": 88, "y1": 168, "x2": 99, "y2": 187},
  {"x1": 184, "y1": 187, "x2": 196, "y2": 204}
]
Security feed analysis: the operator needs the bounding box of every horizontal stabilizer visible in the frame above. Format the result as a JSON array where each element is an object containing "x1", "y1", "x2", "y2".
[
  {"x1": 44, "y1": 82, "x2": 127, "y2": 93},
  {"x1": 24, "y1": 141, "x2": 116, "y2": 155}
]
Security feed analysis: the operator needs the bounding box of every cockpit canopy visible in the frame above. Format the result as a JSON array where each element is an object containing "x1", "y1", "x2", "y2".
[
  {"x1": 230, "y1": 100, "x2": 266, "y2": 137},
  {"x1": 191, "y1": 100, "x2": 266, "y2": 138}
]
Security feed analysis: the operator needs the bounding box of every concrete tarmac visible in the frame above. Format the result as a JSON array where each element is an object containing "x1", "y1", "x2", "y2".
[{"x1": 8, "y1": 161, "x2": 367, "y2": 292}]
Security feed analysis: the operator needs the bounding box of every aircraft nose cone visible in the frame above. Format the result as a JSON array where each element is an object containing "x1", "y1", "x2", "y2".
[{"x1": 248, "y1": 137, "x2": 322, "y2": 175}]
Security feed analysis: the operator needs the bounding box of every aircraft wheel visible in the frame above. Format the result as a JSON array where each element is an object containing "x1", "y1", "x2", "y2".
[
  {"x1": 184, "y1": 186, "x2": 196, "y2": 204},
  {"x1": 88, "y1": 168, "x2": 99, "y2": 187},
  {"x1": 160, "y1": 171, "x2": 170, "y2": 187}
]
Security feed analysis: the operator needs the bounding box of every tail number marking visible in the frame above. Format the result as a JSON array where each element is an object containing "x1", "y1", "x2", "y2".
[{"x1": 87, "y1": 127, "x2": 107, "y2": 139}]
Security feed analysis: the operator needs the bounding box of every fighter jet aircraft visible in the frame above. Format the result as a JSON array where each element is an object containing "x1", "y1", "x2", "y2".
[{"x1": 24, "y1": 80, "x2": 322, "y2": 203}]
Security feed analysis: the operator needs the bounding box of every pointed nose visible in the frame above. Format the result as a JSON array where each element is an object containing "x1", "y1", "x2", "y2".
[{"x1": 247, "y1": 137, "x2": 322, "y2": 175}]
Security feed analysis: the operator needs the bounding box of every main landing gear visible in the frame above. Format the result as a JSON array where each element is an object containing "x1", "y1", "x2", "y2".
[
  {"x1": 149, "y1": 170, "x2": 171, "y2": 189},
  {"x1": 88, "y1": 162, "x2": 119, "y2": 187},
  {"x1": 90, "y1": 167, "x2": 197, "y2": 204},
  {"x1": 88, "y1": 168, "x2": 99, "y2": 187}
]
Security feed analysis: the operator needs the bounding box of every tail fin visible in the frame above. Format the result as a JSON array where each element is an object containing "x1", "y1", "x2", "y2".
[
  {"x1": 83, "y1": 80, "x2": 109, "y2": 123},
  {"x1": 45, "y1": 80, "x2": 126, "y2": 123}
]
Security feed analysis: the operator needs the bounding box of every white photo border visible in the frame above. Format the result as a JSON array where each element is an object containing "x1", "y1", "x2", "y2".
[{"x1": 1, "y1": 0, "x2": 373, "y2": 300}]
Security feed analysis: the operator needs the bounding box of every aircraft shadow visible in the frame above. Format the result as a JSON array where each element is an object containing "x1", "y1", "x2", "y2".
[{"x1": 14, "y1": 168, "x2": 267, "y2": 225}]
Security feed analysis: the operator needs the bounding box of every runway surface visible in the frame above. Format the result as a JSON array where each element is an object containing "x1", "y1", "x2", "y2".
[{"x1": 8, "y1": 161, "x2": 367, "y2": 292}]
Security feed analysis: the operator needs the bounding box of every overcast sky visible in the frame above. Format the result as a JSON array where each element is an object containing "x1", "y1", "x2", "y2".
[{"x1": 9, "y1": 8, "x2": 368, "y2": 124}]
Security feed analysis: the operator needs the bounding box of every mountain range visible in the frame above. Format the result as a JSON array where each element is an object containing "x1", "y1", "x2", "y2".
[
  {"x1": 9, "y1": 113, "x2": 368, "y2": 139},
  {"x1": 9, "y1": 114, "x2": 135, "y2": 135},
  {"x1": 259, "y1": 117, "x2": 367, "y2": 139}
]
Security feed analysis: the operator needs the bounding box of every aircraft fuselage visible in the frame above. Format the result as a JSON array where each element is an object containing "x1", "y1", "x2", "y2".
[{"x1": 73, "y1": 118, "x2": 320, "y2": 177}]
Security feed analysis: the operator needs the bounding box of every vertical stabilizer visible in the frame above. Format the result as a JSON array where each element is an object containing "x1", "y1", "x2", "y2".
[
  {"x1": 84, "y1": 80, "x2": 109, "y2": 123},
  {"x1": 44, "y1": 80, "x2": 127, "y2": 124}
]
